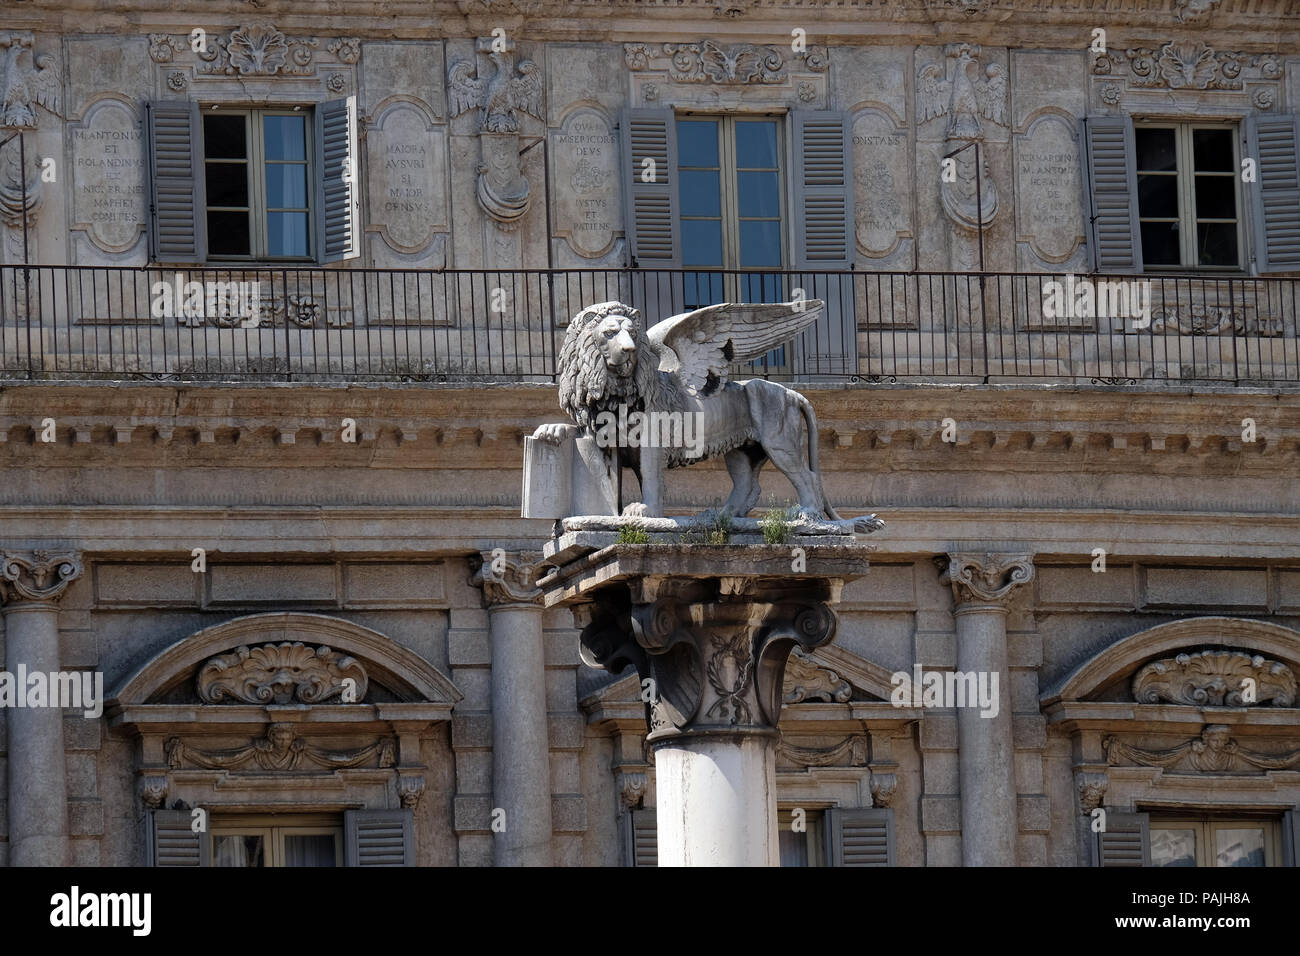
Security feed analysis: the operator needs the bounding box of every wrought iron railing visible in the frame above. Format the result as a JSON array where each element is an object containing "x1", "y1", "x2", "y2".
[{"x1": 1, "y1": 265, "x2": 1297, "y2": 385}]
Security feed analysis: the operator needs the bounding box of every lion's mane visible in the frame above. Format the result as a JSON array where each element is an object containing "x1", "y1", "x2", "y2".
[{"x1": 556, "y1": 301, "x2": 674, "y2": 430}]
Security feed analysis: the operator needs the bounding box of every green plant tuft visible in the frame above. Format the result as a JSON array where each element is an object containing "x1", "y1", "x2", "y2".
[{"x1": 616, "y1": 524, "x2": 651, "y2": 545}]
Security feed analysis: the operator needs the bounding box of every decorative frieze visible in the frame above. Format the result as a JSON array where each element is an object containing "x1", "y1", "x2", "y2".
[
  {"x1": 165, "y1": 723, "x2": 396, "y2": 771},
  {"x1": 623, "y1": 40, "x2": 827, "y2": 84},
  {"x1": 1091, "y1": 40, "x2": 1280, "y2": 110},
  {"x1": 1131, "y1": 650, "x2": 1295, "y2": 707},
  {"x1": 776, "y1": 735, "x2": 868, "y2": 767},
  {"x1": 1105, "y1": 724, "x2": 1300, "y2": 773},
  {"x1": 196, "y1": 641, "x2": 369, "y2": 705},
  {"x1": 782, "y1": 647, "x2": 852, "y2": 703},
  {"x1": 0, "y1": 550, "x2": 83, "y2": 605},
  {"x1": 941, "y1": 552, "x2": 1035, "y2": 606}
]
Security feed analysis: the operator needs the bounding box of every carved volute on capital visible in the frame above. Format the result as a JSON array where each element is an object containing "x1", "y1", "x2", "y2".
[
  {"x1": 470, "y1": 551, "x2": 545, "y2": 608},
  {"x1": 0, "y1": 550, "x2": 83, "y2": 606},
  {"x1": 941, "y1": 552, "x2": 1035, "y2": 607}
]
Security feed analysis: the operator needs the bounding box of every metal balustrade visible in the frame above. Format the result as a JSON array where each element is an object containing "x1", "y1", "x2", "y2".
[{"x1": 1, "y1": 265, "x2": 1297, "y2": 385}]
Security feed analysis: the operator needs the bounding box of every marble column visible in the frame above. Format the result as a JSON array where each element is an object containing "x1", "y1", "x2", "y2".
[
  {"x1": 0, "y1": 550, "x2": 83, "y2": 866},
  {"x1": 941, "y1": 552, "x2": 1034, "y2": 867},
  {"x1": 472, "y1": 551, "x2": 553, "y2": 867},
  {"x1": 553, "y1": 546, "x2": 864, "y2": 867}
]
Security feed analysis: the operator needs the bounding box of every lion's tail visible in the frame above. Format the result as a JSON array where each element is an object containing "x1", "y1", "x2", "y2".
[{"x1": 795, "y1": 392, "x2": 842, "y2": 521}]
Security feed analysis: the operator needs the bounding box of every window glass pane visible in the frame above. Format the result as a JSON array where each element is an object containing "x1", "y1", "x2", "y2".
[
  {"x1": 739, "y1": 219, "x2": 782, "y2": 268},
  {"x1": 266, "y1": 163, "x2": 308, "y2": 209},
  {"x1": 263, "y1": 115, "x2": 307, "y2": 161},
  {"x1": 1140, "y1": 221, "x2": 1180, "y2": 266},
  {"x1": 682, "y1": 218, "x2": 723, "y2": 266},
  {"x1": 1137, "y1": 174, "x2": 1178, "y2": 219},
  {"x1": 1135, "y1": 128, "x2": 1177, "y2": 171},
  {"x1": 203, "y1": 115, "x2": 247, "y2": 159},
  {"x1": 779, "y1": 829, "x2": 809, "y2": 867},
  {"x1": 677, "y1": 120, "x2": 719, "y2": 168},
  {"x1": 267, "y1": 211, "x2": 309, "y2": 257},
  {"x1": 212, "y1": 834, "x2": 264, "y2": 867},
  {"x1": 737, "y1": 171, "x2": 780, "y2": 218},
  {"x1": 282, "y1": 834, "x2": 337, "y2": 867},
  {"x1": 1151, "y1": 828, "x2": 1197, "y2": 867},
  {"x1": 736, "y1": 121, "x2": 778, "y2": 168},
  {"x1": 207, "y1": 210, "x2": 251, "y2": 256},
  {"x1": 205, "y1": 162, "x2": 249, "y2": 207},
  {"x1": 1215, "y1": 828, "x2": 1265, "y2": 867},
  {"x1": 679, "y1": 169, "x2": 721, "y2": 217},
  {"x1": 1193, "y1": 128, "x2": 1235, "y2": 172},
  {"x1": 682, "y1": 271, "x2": 724, "y2": 309},
  {"x1": 1197, "y1": 222, "x2": 1238, "y2": 266},
  {"x1": 1194, "y1": 175, "x2": 1236, "y2": 220}
]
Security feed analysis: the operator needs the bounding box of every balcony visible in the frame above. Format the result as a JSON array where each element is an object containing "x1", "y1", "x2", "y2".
[{"x1": 1, "y1": 266, "x2": 1297, "y2": 386}]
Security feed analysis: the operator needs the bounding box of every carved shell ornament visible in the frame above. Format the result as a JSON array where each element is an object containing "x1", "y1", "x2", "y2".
[
  {"x1": 1131, "y1": 650, "x2": 1295, "y2": 707},
  {"x1": 197, "y1": 641, "x2": 369, "y2": 704}
]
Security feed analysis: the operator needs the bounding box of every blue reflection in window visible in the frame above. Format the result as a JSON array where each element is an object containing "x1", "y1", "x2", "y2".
[{"x1": 268, "y1": 211, "x2": 309, "y2": 257}]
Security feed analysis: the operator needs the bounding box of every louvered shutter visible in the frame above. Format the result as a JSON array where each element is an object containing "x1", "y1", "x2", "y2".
[
  {"x1": 826, "y1": 807, "x2": 893, "y2": 866},
  {"x1": 1284, "y1": 810, "x2": 1300, "y2": 867},
  {"x1": 145, "y1": 101, "x2": 205, "y2": 263},
  {"x1": 628, "y1": 808, "x2": 658, "y2": 867},
  {"x1": 1246, "y1": 113, "x2": 1300, "y2": 273},
  {"x1": 1095, "y1": 811, "x2": 1150, "y2": 866},
  {"x1": 621, "y1": 109, "x2": 680, "y2": 268},
  {"x1": 149, "y1": 809, "x2": 210, "y2": 867},
  {"x1": 792, "y1": 111, "x2": 854, "y2": 270},
  {"x1": 315, "y1": 96, "x2": 361, "y2": 263},
  {"x1": 1083, "y1": 116, "x2": 1142, "y2": 273},
  {"x1": 344, "y1": 809, "x2": 414, "y2": 866}
]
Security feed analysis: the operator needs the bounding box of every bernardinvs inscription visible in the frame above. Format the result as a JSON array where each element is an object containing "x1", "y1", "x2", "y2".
[
  {"x1": 367, "y1": 101, "x2": 446, "y2": 254},
  {"x1": 1015, "y1": 112, "x2": 1084, "y2": 264},
  {"x1": 552, "y1": 107, "x2": 620, "y2": 258},
  {"x1": 852, "y1": 107, "x2": 910, "y2": 258},
  {"x1": 71, "y1": 99, "x2": 146, "y2": 253}
]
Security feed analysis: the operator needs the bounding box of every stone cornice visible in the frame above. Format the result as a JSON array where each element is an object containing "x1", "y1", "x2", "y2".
[
  {"x1": 0, "y1": 549, "x2": 83, "y2": 605},
  {"x1": 941, "y1": 551, "x2": 1034, "y2": 606}
]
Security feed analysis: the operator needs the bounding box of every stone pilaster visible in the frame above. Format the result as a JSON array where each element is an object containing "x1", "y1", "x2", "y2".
[
  {"x1": 471, "y1": 551, "x2": 553, "y2": 867},
  {"x1": 941, "y1": 551, "x2": 1034, "y2": 867},
  {"x1": 0, "y1": 550, "x2": 83, "y2": 867}
]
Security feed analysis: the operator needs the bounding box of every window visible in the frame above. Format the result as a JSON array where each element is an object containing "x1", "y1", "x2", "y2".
[
  {"x1": 778, "y1": 807, "x2": 825, "y2": 867},
  {"x1": 1150, "y1": 815, "x2": 1279, "y2": 867},
  {"x1": 202, "y1": 109, "x2": 313, "y2": 260},
  {"x1": 209, "y1": 814, "x2": 342, "y2": 867},
  {"x1": 677, "y1": 115, "x2": 787, "y2": 363},
  {"x1": 1135, "y1": 123, "x2": 1242, "y2": 269}
]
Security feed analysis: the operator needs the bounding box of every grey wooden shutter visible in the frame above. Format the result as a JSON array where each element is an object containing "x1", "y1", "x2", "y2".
[
  {"x1": 621, "y1": 109, "x2": 679, "y2": 269},
  {"x1": 792, "y1": 111, "x2": 854, "y2": 270},
  {"x1": 150, "y1": 809, "x2": 210, "y2": 867},
  {"x1": 145, "y1": 101, "x2": 206, "y2": 263},
  {"x1": 1246, "y1": 113, "x2": 1300, "y2": 273},
  {"x1": 1083, "y1": 115, "x2": 1142, "y2": 273},
  {"x1": 344, "y1": 808, "x2": 414, "y2": 866},
  {"x1": 628, "y1": 808, "x2": 658, "y2": 867},
  {"x1": 315, "y1": 96, "x2": 361, "y2": 263},
  {"x1": 1095, "y1": 811, "x2": 1150, "y2": 866},
  {"x1": 826, "y1": 807, "x2": 894, "y2": 866}
]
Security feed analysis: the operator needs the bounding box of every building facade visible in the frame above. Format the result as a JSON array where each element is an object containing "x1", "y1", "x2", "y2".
[{"x1": 1, "y1": 0, "x2": 1299, "y2": 866}]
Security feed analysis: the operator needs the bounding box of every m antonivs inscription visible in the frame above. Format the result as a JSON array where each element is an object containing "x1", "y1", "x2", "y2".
[
  {"x1": 553, "y1": 106, "x2": 619, "y2": 258},
  {"x1": 72, "y1": 99, "x2": 146, "y2": 253}
]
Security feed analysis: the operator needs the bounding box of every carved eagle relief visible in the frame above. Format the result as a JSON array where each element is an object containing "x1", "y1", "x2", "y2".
[
  {"x1": 916, "y1": 44, "x2": 1006, "y2": 135},
  {"x1": 0, "y1": 32, "x2": 60, "y2": 130},
  {"x1": 448, "y1": 49, "x2": 544, "y2": 134}
]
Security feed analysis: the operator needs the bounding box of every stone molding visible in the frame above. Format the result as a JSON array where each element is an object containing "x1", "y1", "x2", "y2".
[
  {"x1": 0, "y1": 549, "x2": 83, "y2": 605},
  {"x1": 165, "y1": 723, "x2": 397, "y2": 771},
  {"x1": 1105, "y1": 724, "x2": 1300, "y2": 773},
  {"x1": 941, "y1": 552, "x2": 1034, "y2": 607},
  {"x1": 471, "y1": 550, "x2": 545, "y2": 608},
  {"x1": 196, "y1": 641, "x2": 370, "y2": 705},
  {"x1": 624, "y1": 39, "x2": 827, "y2": 83},
  {"x1": 1132, "y1": 649, "x2": 1295, "y2": 707}
]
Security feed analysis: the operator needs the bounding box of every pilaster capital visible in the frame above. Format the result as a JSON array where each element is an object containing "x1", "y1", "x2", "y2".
[
  {"x1": 940, "y1": 552, "x2": 1034, "y2": 608},
  {"x1": 0, "y1": 550, "x2": 83, "y2": 606},
  {"x1": 470, "y1": 550, "x2": 545, "y2": 609}
]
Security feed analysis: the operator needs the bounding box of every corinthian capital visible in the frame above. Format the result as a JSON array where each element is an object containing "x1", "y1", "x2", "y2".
[
  {"x1": 471, "y1": 550, "x2": 545, "y2": 608},
  {"x1": 941, "y1": 552, "x2": 1034, "y2": 607},
  {"x1": 0, "y1": 550, "x2": 83, "y2": 605}
]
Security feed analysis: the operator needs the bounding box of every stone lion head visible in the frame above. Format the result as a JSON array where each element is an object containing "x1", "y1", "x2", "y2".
[{"x1": 557, "y1": 300, "x2": 660, "y2": 429}]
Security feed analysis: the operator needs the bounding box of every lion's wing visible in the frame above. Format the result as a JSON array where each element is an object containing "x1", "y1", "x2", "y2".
[{"x1": 647, "y1": 300, "x2": 825, "y2": 396}]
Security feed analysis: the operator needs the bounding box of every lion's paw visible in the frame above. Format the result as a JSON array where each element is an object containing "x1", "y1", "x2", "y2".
[
  {"x1": 531, "y1": 422, "x2": 576, "y2": 444},
  {"x1": 621, "y1": 502, "x2": 650, "y2": 517},
  {"x1": 853, "y1": 514, "x2": 886, "y2": 534}
]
